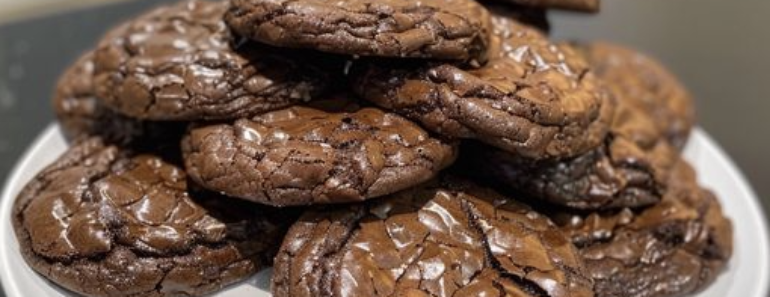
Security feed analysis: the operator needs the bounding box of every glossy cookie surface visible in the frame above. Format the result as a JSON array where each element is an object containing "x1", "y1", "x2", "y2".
[
  {"x1": 354, "y1": 15, "x2": 613, "y2": 160},
  {"x1": 93, "y1": 0, "x2": 332, "y2": 121},
  {"x1": 553, "y1": 161, "x2": 733, "y2": 297},
  {"x1": 226, "y1": 0, "x2": 492, "y2": 62},
  {"x1": 183, "y1": 106, "x2": 457, "y2": 206},
  {"x1": 12, "y1": 138, "x2": 294, "y2": 297},
  {"x1": 273, "y1": 179, "x2": 594, "y2": 297}
]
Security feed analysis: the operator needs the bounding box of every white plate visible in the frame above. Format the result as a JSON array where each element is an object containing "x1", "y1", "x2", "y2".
[{"x1": 1, "y1": 124, "x2": 768, "y2": 297}]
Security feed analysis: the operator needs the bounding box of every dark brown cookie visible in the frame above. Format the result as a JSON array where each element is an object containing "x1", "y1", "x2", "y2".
[
  {"x1": 580, "y1": 42, "x2": 695, "y2": 149},
  {"x1": 12, "y1": 138, "x2": 295, "y2": 297},
  {"x1": 225, "y1": 0, "x2": 492, "y2": 63},
  {"x1": 53, "y1": 52, "x2": 186, "y2": 147},
  {"x1": 461, "y1": 95, "x2": 679, "y2": 210},
  {"x1": 93, "y1": 0, "x2": 333, "y2": 121},
  {"x1": 485, "y1": 2, "x2": 550, "y2": 33},
  {"x1": 486, "y1": 0, "x2": 599, "y2": 12},
  {"x1": 353, "y1": 15, "x2": 613, "y2": 160},
  {"x1": 182, "y1": 105, "x2": 457, "y2": 206},
  {"x1": 551, "y1": 160, "x2": 733, "y2": 297},
  {"x1": 272, "y1": 179, "x2": 594, "y2": 297}
]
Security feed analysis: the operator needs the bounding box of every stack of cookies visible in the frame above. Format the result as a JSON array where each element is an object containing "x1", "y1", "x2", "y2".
[{"x1": 11, "y1": 0, "x2": 733, "y2": 296}]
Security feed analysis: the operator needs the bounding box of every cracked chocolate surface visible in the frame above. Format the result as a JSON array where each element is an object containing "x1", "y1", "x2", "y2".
[
  {"x1": 183, "y1": 105, "x2": 457, "y2": 206},
  {"x1": 462, "y1": 94, "x2": 679, "y2": 210},
  {"x1": 12, "y1": 138, "x2": 295, "y2": 297},
  {"x1": 353, "y1": 15, "x2": 613, "y2": 160},
  {"x1": 551, "y1": 161, "x2": 733, "y2": 297},
  {"x1": 54, "y1": 52, "x2": 186, "y2": 146},
  {"x1": 486, "y1": 0, "x2": 599, "y2": 12},
  {"x1": 225, "y1": 0, "x2": 492, "y2": 62},
  {"x1": 579, "y1": 42, "x2": 695, "y2": 150},
  {"x1": 272, "y1": 179, "x2": 594, "y2": 297},
  {"x1": 93, "y1": 0, "x2": 332, "y2": 121}
]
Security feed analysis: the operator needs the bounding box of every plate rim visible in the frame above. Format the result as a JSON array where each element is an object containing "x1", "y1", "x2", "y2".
[
  {"x1": 0, "y1": 123, "x2": 61, "y2": 297},
  {"x1": 1, "y1": 124, "x2": 768, "y2": 297}
]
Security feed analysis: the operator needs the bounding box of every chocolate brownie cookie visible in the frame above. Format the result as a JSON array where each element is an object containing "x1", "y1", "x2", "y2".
[
  {"x1": 353, "y1": 15, "x2": 613, "y2": 160},
  {"x1": 461, "y1": 96, "x2": 679, "y2": 210},
  {"x1": 53, "y1": 52, "x2": 185, "y2": 146},
  {"x1": 552, "y1": 161, "x2": 733, "y2": 297},
  {"x1": 93, "y1": 0, "x2": 332, "y2": 121},
  {"x1": 225, "y1": 0, "x2": 492, "y2": 63},
  {"x1": 272, "y1": 179, "x2": 594, "y2": 297},
  {"x1": 485, "y1": 2, "x2": 550, "y2": 33},
  {"x1": 12, "y1": 138, "x2": 294, "y2": 297},
  {"x1": 487, "y1": 0, "x2": 599, "y2": 12},
  {"x1": 183, "y1": 105, "x2": 457, "y2": 206},
  {"x1": 580, "y1": 42, "x2": 695, "y2": 149}
]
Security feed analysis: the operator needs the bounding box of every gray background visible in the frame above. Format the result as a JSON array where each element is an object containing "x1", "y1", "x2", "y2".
[{"x1": 0, "y1": 0, "x2": 768, "y2": 294}]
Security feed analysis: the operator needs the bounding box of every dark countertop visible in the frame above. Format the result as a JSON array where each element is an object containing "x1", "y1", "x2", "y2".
[
  {"x1": 1, "y1": 0, "x2": 769, "y2": 296},
  {"x1": 0, "y1": 0, "x2": 178, "y2": 183}
]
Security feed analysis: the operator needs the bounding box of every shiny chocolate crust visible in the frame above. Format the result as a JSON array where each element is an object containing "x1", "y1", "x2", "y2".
[
  {"x1": 463, "y1": 94, "x2": 679, "y2": 210},
  {"x1": 182, "y1": 106, "x2": 457, "y2": 206},
  {"x1": 552, "y1": 161, "x2": 733, "y2": 297},
  {"x1": 225, "y1": 0, "x2": 492, "y2": 63},
  {"x1": 579, "y1": 42, "x2": 695, "y2": 150},
  {"x1": 93, "y1": 0, "x2": 332, "y2": 121},
  {"x1": 353, "y1": 15, "x2": 613, "y2": 160},
  {"x1": 12, "y1": 138, "x2": 294, "y2": 297},
  {"x1": 53, "y1": 52, "x2": 186, "y2": 146},
  {"x1": 272, "y1": 179, "x2": 594, "y2": 297}
]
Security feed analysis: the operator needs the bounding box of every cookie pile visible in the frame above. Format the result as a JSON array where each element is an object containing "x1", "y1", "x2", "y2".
[{"x1": 12, "y1": 0, "x2": 732, "y2": 296}]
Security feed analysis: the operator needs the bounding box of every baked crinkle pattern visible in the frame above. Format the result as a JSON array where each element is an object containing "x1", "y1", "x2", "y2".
[
  {"x1": 183, "y1": 106, "x2": 457, "y2": 206},
  {"x1": 53, "y1": 52, "x2": 187, "y2": 148},
  {"x1": 580, "y1": 42, "x2": 695, "y2": 150},
  {"x1": 93, "y1": 0, "x2": 331, "y2": 121},
  {"x1": 354, "y1": 15, "x2": 613, "y2": 160},
  {"x1": 553, "y1": 161, "x2": 733, "y2": 297},
  {"x1": 225, "y1": 0, "x2": 492, "y2": 62},
  {"x1": 273, "y1": 179, "x2": 594, "y2": 297},
  {"x1": 12, "y1": 138, "x2": 293, "y2": 297},
  {"x1": 464, "y1": 92, "x2": 679, "y2": 210},
  {"x1": 53, "y1": 52, "x2": 145, "y2": 143}
]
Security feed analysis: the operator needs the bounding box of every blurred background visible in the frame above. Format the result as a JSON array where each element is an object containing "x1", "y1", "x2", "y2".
[{"x1": 0, "y1": 0, "x2": 768, "y2": 294}]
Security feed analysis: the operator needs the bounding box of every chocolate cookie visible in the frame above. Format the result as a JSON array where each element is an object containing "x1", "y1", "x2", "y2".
[
  {"x1": 580, "y1": 42, "x2": 695, "y2": 149},
  {"x1": 552, "y1": 161, "x2": 733, "y2": 297},
  {"x1": 12, "y1": 138, "x2": 294, "y2": 297},
  {"x1": 487, "y1": 0, "x2": 599, "y2": 12},
  {"x1": 93, "y1": 0, "x2": 333, "y2": 121},
  {"x1": 182, "y1": 105, "x2": 457, "y2": 206},
  {"x1": 461, "y1": 96, "x2": 679, "y2": 210},
  {"x1": 53, "y1": 52, "x2": 185, "y2": 146},
  {"x1": 272, "y1": 179, "x2": 594, "y2": 297},
  {"x1": 353, "y1": 15, "x2": 613, "y2": 160},
  {"x1": 225, "y1": 0, "x2": 492, "y2": 63},
  {"x1": 485, "y1": 2, "x2": 550, "y2": 33}
]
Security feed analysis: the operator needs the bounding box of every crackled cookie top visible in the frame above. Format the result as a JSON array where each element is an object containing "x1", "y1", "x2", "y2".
[
  {"x1": 354, "y1": 15, "x2": 613, "y2": 160},
  {"x1": 462, "y1": 95, "x2": 679, "y2": 210},
  {"x1": 226, "y1": 0, "x2": 492, "y2": 62},
  {"x1": 273, "y1": 179, "x2": 594, "y2": 297},
  {"x1": 93, "y1": 0, "x2": 332, "y2": 121},
  {"x1": 552, "y1": 161, "x2": 733, "y2": 297},
  {"x1": 183, "y1": 105, "x2": 457, "y2": 206},
  {"x1": 12, "y1": 138, "x2": 294, "y2": 297},
  {"x1": 580, "y1": 42, "x2": 695, "y2": 149},
  {"x1": 53, "y1": 52, "x2": 186, "y2": 146}
]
